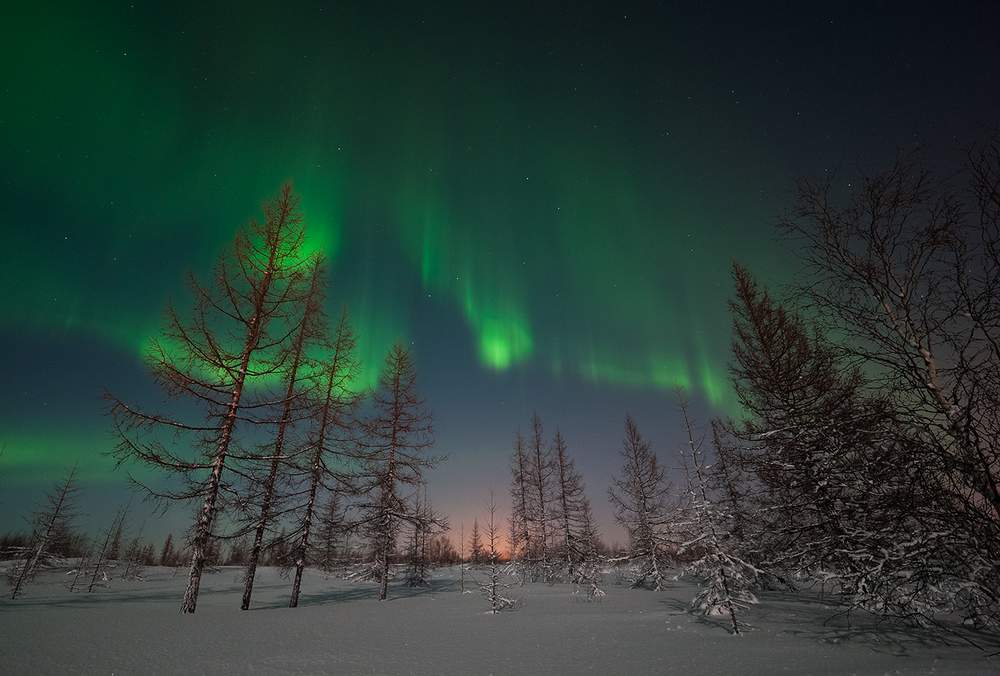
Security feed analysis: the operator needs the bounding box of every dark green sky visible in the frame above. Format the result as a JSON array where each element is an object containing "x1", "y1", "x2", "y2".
[{"x1": 2, "y1": 2, "x2": 997, "y2": 537}]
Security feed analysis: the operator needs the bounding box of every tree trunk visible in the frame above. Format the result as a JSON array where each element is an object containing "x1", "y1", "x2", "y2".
[
  {"x1": 289, "y1": 452, "x2": 322, "y2": 607},
  {"x1": 182, "y1": 335, "x2": 254, "y2": 614},
  {"x1": 243, "y1": 265, "x2": 319, "y2": 610}
]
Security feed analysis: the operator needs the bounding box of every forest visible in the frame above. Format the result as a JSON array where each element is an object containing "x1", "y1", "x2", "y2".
[{"x1": 5, "y1": 136, "x2": 1000, "y2": 656}]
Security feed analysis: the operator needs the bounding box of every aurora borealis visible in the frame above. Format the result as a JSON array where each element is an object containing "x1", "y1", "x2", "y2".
[{"x1": 2, "y1": 3, "x2": 998, "y2": 539}]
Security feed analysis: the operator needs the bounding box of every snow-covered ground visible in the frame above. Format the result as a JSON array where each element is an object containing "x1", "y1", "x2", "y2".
[{"x1": 1, "y1": 564, "x2": 995, "y2": 675}]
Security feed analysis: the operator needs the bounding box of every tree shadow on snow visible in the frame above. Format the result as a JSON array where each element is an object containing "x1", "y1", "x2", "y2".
[
  {"x1": 650, "y1": 587, "x2": 1000, "y2": 655},
  {"x1": 254, "y1": 577, "x2": 459, "y2": 610},
  {"x1": 754, "y1": 590, "x2": 1000, "y2": 656}
]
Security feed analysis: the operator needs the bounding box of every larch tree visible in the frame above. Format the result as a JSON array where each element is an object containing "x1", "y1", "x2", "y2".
[
  {"x1": 720, "y1": 137, "x2": 1000, "y2": 628},
  {"x1": 726, "y1": 263, "x2": 914, "y2": 603},
  {"x1": 578, "y1": 497, "x2": 601, "y2": 560},
  {"x1": 88, "y1": 507, "x2": 127, "y2": 593},
  {"x1": 480, "y1": 492, "x2": 515, "y2": 614},
  {"x1": 315, "y1": 488, "x2": 347, "y2": 572},
  {"x1": 159, "y1": 533, "x2": 176, "y2": 567},
  {"x1": 241, "y1": 257, "x2": 328, "y2": 611},
  {"x1": 608, "y1": 415, "x2": 673, "y2": 590},
  {"x1": 288, "y1": 311, "x2": 361, "y2": 608},
  {"x1": 107, "y1": 502, "x2": 128, "y2": 561},
  {"x1": 469, "y1": 519, "x2": 483, "y2": 565},
  {"x1": 525, "y1": 414, "x2": 553, "y2": 564},
  {"x1": 675, "y1": 396, "x2": 758, "y2": 635},
  {"x1": 359, "y1": 344, "x2": 442, "y2": 601},
  {"x1": 121, "y1": 520, "x2": 147, "y2": 580},
  {"x1": 404, "y1": 485, "x2": 443, "y2": 587},
  {"x1": 551, "y1": 430, "x2": 589, "y2": 574},
  {"x1": 508, "y1": 432, "x2": 532, "y2": 565},
  {"x1": 109, "y1": 184, "x2": 311, "y2": 614},
  {"x1": 9, "y1": 465, "x2": 80, "y2": 599}
]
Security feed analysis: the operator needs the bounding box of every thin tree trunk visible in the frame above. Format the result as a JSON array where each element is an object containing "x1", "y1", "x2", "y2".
[
  {"x1": 11, "y1": 469, "x2": 75, "y2": 599},
  {"x1": 378, "y1": 516, "x2": 390, "y2": 601},
  {"x1": 182, "y1": 318, "x2": 258, "y2": 613},
  {"x1": 243, "y1": 265, "x2": 320, "y2": 610},
  {"x1": 289, "y1": 436, "x2": 325, "y2": 607},
  {"x1": 181, "y1": 226, "x2": 281, "y2": 614},
  {"x1": 89, "y1": 511, "x2": 120, "y2": 593}
]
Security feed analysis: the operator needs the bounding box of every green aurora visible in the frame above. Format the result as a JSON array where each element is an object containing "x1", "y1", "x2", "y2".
[
  {"x1": 4, "y1": 3, "x2": 994, "y2": 535},
  {"x1": 1, "y1": 4, "x2": 770, "y2": 410}
]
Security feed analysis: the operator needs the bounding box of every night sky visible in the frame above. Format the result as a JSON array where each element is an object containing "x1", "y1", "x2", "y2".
[{"x1": 2, "y1": 3, "x2": 998, "y2": 541}]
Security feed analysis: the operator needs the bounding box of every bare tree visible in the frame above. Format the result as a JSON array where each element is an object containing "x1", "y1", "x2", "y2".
[
  {"x1": 109, "y1": 185, "x2": 311, "y2": 613},
  {"x1": 527, "y1": 415, "x2": 553, "y2": 563},
  {"x1": 359, "y1": 345, "x2": 443, "y2": 601},
  {"x1": 242, "y1": 258, "x2": 328, "y2": 610},
  {"x1": 459, "y1": 522, "x2": 466, "y2": 592},
  {"x1": 288, "y1": 311, "x2": 360, "y2": 608},
  {"x1": 550, "y1": 430, "x2": 589, "y2": 575},
  {"x1": 480, "y1": 492, "x2": 515, "y2": 614},
  {"x1": 508, "y1": 432, "x2": 532, "y2": 564},
  {"x1": 160, "y1": 533, "x2": 177, "y2": 567},
  {"x1": 721, "y1": 137, "x2": 1000, "y2": 628},
  {"x1": 107, "y1": 507, "x2": 126, "y2": 562},
  {"x1": 315, "y1": 489, "x2": 347, "y2": 572},
  {"x1": 608, "y1": 416, "x2": 673, "y2": 590},
  {"x1": 468, "y1": 519, "x2": 483, "y2": 565},
  {"x1": 404, "y1": 485, "x2": 443, "y2": 587},
  {"x1": 9, "y1": 465, "x2": 80, "y2": 599},
  {"x1": 88, "y1": 507, "x2": 126, "y2": 593},
  {"x1": 121, "y1": 520, "x2": 147, "y2": 580},
  {"x1": 68, "y1": 545, "x2": 93, "y2": 593}
]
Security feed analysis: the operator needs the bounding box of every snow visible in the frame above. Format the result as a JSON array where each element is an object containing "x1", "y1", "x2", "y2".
[{"x1": 1, "y1": 564, "x2": 995, "y2": 675}]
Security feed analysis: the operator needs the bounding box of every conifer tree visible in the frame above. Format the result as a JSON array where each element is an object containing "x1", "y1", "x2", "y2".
[
  {"x1": 551, "y1": 430, "x2": 589, "y2": 574},
  {"x1": 526, "y1": 414, "x2": 553, "y2": 563},
  {"x1": 359, "y1": 345, "x2": 442, "y2": 601},
  {"x1": 160, "y1": 533, "x2": 176, "y2": 567},
  {"x1": 288, "y1": 312, "x2": 360, "y2": 608},
  {"x1": 242, "y1": 258, "x2": 327, "y2": 610},
  {"x1": 8, "y1": 465, "x2": 80, "y2": 599},
  {"x1": 480, "y1": 492, "x2": 515, "y2": 613},
  {"x1": 608, "y1": 415, "x2": 672, "y2": 590},
  {"x1": 109, "y1": 185, "x2": 311, "y2": 614},
  {"x1": 508, "y1": 432, "x2": 532, "y2": 563},
  {"x1": 315, "y1": 489, "x2": 346, "y2": 572},
  {"x1": 675, "y1": 396, "x2": 757, "y2": 635},
  {"x1": 469, "y1": 519, "x2": 483, "y2": 565},
  {"x1": 88, "y1": 507, "x2": 126, "y2": 593}
]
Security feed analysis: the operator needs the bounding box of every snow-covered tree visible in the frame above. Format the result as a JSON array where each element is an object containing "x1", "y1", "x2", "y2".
[
  {"x1": 480, "y1": 492, "x2": 515, "y2": 614},
  {"x1": 769, "y1": 142, "x2": 1000, "y2": 628},
  {"x1": 608, "y1": 415, "x2": 673, "y2": 590},
  {"x1": 675, "y1": 396, "x2": 758, "y2": 635}
]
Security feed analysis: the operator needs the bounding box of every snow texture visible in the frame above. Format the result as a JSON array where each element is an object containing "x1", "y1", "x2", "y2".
[{"x1": 0, "y1": 562, "x2": 995, "y2": 675}]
